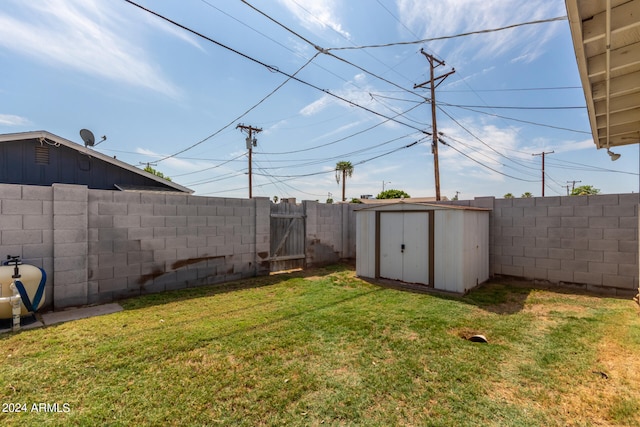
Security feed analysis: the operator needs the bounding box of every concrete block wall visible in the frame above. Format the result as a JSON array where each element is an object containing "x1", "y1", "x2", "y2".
[
  {"x1": 465, "y1": 194, "x2": 639, "y2": 296},
  {"x1": 87, "y1": 190, "x2": 271, "y2": 305},
  {"x1": 304, "y1": 201, "x2": 356, "y2": 266}
]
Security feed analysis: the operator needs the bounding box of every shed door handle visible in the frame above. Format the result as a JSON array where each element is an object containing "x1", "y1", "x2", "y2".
[{"x1": 401, "y1": 244, "x2": 405, "y2": 253}]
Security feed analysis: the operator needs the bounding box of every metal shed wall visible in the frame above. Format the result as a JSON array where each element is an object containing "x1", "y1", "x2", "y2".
[{"x1": 355, "y1": 203, "x2": 490, "y2": 293}]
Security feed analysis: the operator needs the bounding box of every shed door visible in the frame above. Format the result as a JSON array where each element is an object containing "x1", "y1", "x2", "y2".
[{"x1": 379, "y1": 212, "x2": 429, "y2": 285}]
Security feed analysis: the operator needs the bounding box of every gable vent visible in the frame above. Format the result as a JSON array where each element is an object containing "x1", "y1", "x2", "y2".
[{"x1": 35, "y1": 145, "x2": 50, "y2": 165}]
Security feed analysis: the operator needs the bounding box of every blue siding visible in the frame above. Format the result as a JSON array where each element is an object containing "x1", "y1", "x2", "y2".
[{"x1": 0, "y1": 138, "x2": 174, "y2": 190}]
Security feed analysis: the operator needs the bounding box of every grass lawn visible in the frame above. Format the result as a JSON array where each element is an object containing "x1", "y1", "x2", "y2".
[{"x1": 1, "y1": 264, "x2": 639, "y2": 426}]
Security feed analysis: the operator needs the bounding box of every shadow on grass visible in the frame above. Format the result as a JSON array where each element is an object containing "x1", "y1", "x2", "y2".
[{"x1": 119, "y1": 263, "x2": 351, "y2": 311}]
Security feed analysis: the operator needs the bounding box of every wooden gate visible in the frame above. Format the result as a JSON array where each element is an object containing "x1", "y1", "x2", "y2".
[{"x1": 270, "y1": 202, "x2": 305, "y2": 272}]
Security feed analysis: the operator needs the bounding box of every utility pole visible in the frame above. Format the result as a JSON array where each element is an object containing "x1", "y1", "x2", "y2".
[
  {"x1": 414, "y1": 49, "x2": 455, "y2": 201},
  {"x1": 236, "y1": 124, "x2": 262, "y2": 198},
  {"x1": 382, "y1": 181, "x2": 391, "y2": 192},
  {"x1": 562, "y1": 184, "x2": 571, "y2": 196},
  {"x1": 567, "y1": 180, "x2": 582, "y2": 194},
  {"x1": 532, "y1": 150, "x2": 554, "y2": 197}
]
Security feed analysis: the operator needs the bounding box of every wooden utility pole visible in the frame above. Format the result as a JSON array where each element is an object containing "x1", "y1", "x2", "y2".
[
  {"x1": 414, "y1": 48, "x2": 455, "y2": 201},
  {"x1": 532, "y1": 150, "x2": 554, "y2": 197},
  {"x1": 236, "y1": 124, "x2": 262, "y2": 198},
  {"x1": 567, "y1": 180, "x2": 582, "y2": 194}
]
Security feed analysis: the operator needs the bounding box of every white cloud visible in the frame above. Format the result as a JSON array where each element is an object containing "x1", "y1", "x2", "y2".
[
  {"x1": 278, "y1": 0, "x2": 350, "y2": 39},
  {"x1": 0, "y1": 114, "x2": 30, "y2": 126},
  {"x1": 396, "y1": 0, "x2": 565, "y2": 63},
  {"x1": 0, "y1": 0, "x2": 180, "y2": 97}
]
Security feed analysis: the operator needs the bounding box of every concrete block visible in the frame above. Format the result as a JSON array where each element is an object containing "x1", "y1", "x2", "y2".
[
  {"x1": 187, "y1": 216, "x2": 207, "y2": 227},
  {"x1": 2, "y1": 199, "x2": 43, "y2": 215},
  {"x1": 587, "y1": 194, "x2": 619, "y2": 205},
  {"x1": 588, "y1": 239, "x2": 618, "y2": 251},
  {"x1": 619, "y1": 240, "x2": 639, "y2": 253},
  {"x1": 535, "y1": 237, "x2": 561, "y2": 248},
  {"x1": 88, "y1": 190, "x2": 114, "y2": 203},
  {"x1": 501, "y1": 245, "x2": 524, "y2": 257},
  {"x1": 225, "y1": 216, "x2": 242, "y2": 226},
  {"x1": 23, "y1": 243, "x2": 53, "y2": 259},
  {"x1": 574, "y1": 271, "x2": 603, "y2": 286},
  {"x1": 588, "y1": 262, "x2": 618, "y2": 275},
  {"x1": 549, "y1": 247, "x2": 574, "y2": 260},
  {"x1": 176, "y1": 226, "x2": 198, "y2": 237},
  {"x1": 561, "y1": 239, "x2": 588, "y2": 250},
  {"x1": 604, "y1": 251, "x2": 637, "y2": 264},
  {"x1": 603, "y1": 228, "x2": 637, "y2": 241},
  {"x1": 22, "y1": 185, "x2": 52, "y2": 200},
  {"x1": 153, "y1": 227, "x2": 177, "y2": 239},
  {"x1": 54, "y1": 214, "x2": 88, "y2": 230},
  {"x1": 535, "y1": 196, "x2": 561, "y2": 207},
  {"x1": 513, "y1": 236, "x2": 535, "y2": 248},
  {"x1": 2, "y1": 229, "x2": 42, "y2": 245},
  {"x1": 513, "y1": 256, "x2": 535, "y2": 267},
  {"x1": 206, "y1": 235, "x2": 225, "y2": 246},
  {"x1": 575, "y1": 250, "x2": 604, "y2": 262},
  {"x1": 113, "y1": 264, "x2": 141, "y2": 279},
  {"x1": 140, "y1": 239, "x2": 166, "y2": 251},
  {"x1": 561, "y1": 217, "x2": 588, "y2": 228},
  {"x1": 602, "y1": 274, "x2": 636, "y2": 289},
  {"x1": 581, "y1": 219, "x2": 619, "y2": 228},
  {"x1": 619, "y1": 216, "x2": 638, "y2": 229},
  {"x1": 0, "y1": 184, "x2": 23, "y2": 199},
  {"x1": 548, "y1": 206, "x2": 574, "y2": 216},
  {"x1": 98, "y1": 203, "x2": 127, "y2": 216},
  {"x1": 0, "y1": 215, "x2": 23, "y2": 230},
  {"x1": 494, "y1": 216, "x2": 513, "y2": 227},
  {"x1": 177, "y1": 205, "x2": 198, "y2": 216},
  {"x1": 55, "y1": 242, "x2": 89, "y2": 257},
  {"x1": 217, "y1": 206, "x2": 234, "y2": 216},
  {"x1": 523, "y1": 227, "x2": 548, "y2": 237},
  {"x1": 98, "y1": 252, "x2": 127, "y2": 269},
  {"x1": 98, "y1": 278, "x2": 127, "y2": 292},
  {"x1": 207, "y1": 216, "x2": 225, "y2": 227},
  {"x1": 165, "y1": 237, "x2": 188, "y2": 249},
  {"x1": 512, "y1": 198, "x2": 535, "y2": 207},
  {"x1": 52, "y1": 184, "x2": 88, "y2": 202},
  {"x1": 54, "y1": 269, "x2": 88, "y2": 286},
  {"x1": 513, "y1": 216, "x2": 536, "y2": 227},
  {"x1": 224, "y1": 198, "x2": 242, "y2": 207},
  {"x1": 127, "y1": 203, "x2": 154, "y2": 216},
  {"x1": 128, "y1": 227, "x2": 154, "y2": 240},
  {"x1": 54, "y1": 229, "x2": 86, "y2": 244},
  {"x1": 522, "y1": 266, "x2": 548, "y2": 280},
  {"x1": 577, "y1": 205, "x2": 603, "y2": 217},
  {"x1": 98, "y1": 228, "x2": 127, "y2": 241},
  {"x1": 113, "y1": 239, "x2": 140, "y2": 253},
  {"x1": 165, "y1": 216, "x2": 187, "y2": 227},
  {"x1": 154, "y1": 204, "x2": 177, "y2": 216},
  {"x1": 561, "y1": 259, "x2": 589, "y2": 272},
  {"x1": 619, "y1": 263, "x2": 639, "y2": 277},
  {"x1": 603, "y1": 205, "x2": 636, "y2": 217},
  {"x1": 112, "y1": 192, "x2": 141, "y2": 204},
  {"x1": 548, "y1": 227, "x2": 575, "y2": 239},
  {"x1": 154, "y1": 248, "x2": 177, "y2": 263},
  {"x1": 473, "y1": 197, "x2": 495, "y2": 209},
  {"x1": 524, "y1": 206, "x2": 548, "y2": 217},
  {"x1": 536, "y1": 217, "x2": 561, "y2": 228},
  {"x1": 234, "y1": 207, "x2": 251, "y2": 217},
  {"x1": 141, "y1": 216, "x2": 165, "y2": 228},
  {"x1": 93, "y1": 267, "x2": 114, "y2": 280},
  {"x1": 187, "y1": 196, "x2": 208, "y2": 206},
  {"x1": 561, "y1": 195, "x2": 589, "y2": 206},
  {"x1": 113, "y1": 215, "x2": 141, "y2": 228},
  {"x1": 88, "y1": 215, "x2": 113, "y2": 229},
  {"x1": 574, "y1": 228, "x2": 603, "y2": 240},
  {"x1": 502, "y1": 226, "x2": 524, "y2": 237},
  {"x1": 525, "y1": 246, "x2": 548, "y2": 258},
  {"x1": 619, "y1": 193, "x2": 640, "y2": 206},
  {"x1": 501, "y1": 265, "x2": 523, "y2": 276},
  {"x1": 535, "y1": 258, "x2": 561, "y2": 269},
  {"x1": 127, "y1": 250, "x2": 154, "y2": 265},
  {"x1": 54, "y1": 282, "x2": 88, "y2": 308},
  {"x1": 548, "y1": 269, "x2": 574, "y2": 283},
  {"x1": 165, "y1": 194, "x2": 188, "y2": 206},
  {"x1": 197, "y1": 206, "x2": 217, "y2": 216}
]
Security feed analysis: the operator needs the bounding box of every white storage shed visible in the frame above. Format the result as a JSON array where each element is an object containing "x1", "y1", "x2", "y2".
[{"x1": 356, "y1": 202, "x2": 490, "y2": 293}]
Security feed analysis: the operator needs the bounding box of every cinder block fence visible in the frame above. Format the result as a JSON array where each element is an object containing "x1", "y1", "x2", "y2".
[{"x1": 0, "y1": 183, "x2": 637, "y2": 311}]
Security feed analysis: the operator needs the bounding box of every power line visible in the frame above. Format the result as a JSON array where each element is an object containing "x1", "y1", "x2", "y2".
[{"x1": 326, "y1": 16, "x2": 568, "y2": 51}]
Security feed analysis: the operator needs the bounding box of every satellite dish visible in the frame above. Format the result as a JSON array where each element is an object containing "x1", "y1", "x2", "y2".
[{"x1": 80, "y1": 129, "x2": 95, "y2": 147}]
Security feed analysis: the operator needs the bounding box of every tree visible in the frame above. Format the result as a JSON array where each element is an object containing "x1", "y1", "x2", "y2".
[
  {"x1": 326, "y1": 198, "x2": 334, "y2": 204},
  {"x1": 273, "y1": 196, "x2": 279, "y2": 204},
  {"x1": 521, "y1": 192, "x2": 533, "y2": 198},
  {"x1": 376, "y1": 189, "x2": 411, "y2": 199},
  {"x1": 335, "y1": 161, "x2": 354, "y2": 202},
  {"x1": 350, "y1": 198, "x2": 363, "y2": 204},
  {"x1": 571, "y1": 185, "x2": 600, "y2": 196},
  {"x1": 504, "y1": 193, "x2": 514, "y2": 199},
  {"x1": 144, "y1": 165, "x2": 172, "y2": 181}
]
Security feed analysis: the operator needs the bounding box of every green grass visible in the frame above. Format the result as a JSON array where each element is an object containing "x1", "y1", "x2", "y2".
[{"x1": 1, "y1": 265, "x2": 639, "y2": 426}]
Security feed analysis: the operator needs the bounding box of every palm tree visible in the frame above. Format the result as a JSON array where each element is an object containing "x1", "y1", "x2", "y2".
[{"x1": 335, "y1": 161, "x2": 354, "y2": 202}]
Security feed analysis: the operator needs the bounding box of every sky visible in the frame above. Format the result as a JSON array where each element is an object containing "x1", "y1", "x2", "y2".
[{"x1": 1, "y1": 0, "x2": 638, "y2": 201}]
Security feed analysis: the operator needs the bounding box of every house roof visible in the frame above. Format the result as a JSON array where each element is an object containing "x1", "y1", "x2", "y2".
[
  {"x1": 0, "y1": 131, "x2": 193, "y2": 193},
  {"x1": 355, "y1": 201, "x2": 491, "y2": 212},
  {"x1": 565, "y1": 0, "x2": 640, "y2": 149},
  {"x1": 358, "y1": 196, "x2": 443, "y2": 204}
]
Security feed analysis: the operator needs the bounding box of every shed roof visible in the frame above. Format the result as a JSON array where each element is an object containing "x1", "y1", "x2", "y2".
[
  {"x1": 0, "y1": 131, "x2": 193, "y2": 193},
  {"x1": 355, "y1": 201, "x2": 491, "y2": 212},
  {"x1": 565, "y1": 0, "x2": 640, "y2": 149}
]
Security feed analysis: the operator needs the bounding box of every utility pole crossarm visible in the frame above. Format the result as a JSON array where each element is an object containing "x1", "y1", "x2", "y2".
[
  {"x1": 236, "y1": 124, "x2": 263, "y2": 199},
  {"x1": 532, "y1": 150, "x2": 554, "y2": 197},
  {"x1": 414, "y1": 50, "x2": 455, "y2": 201}
]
